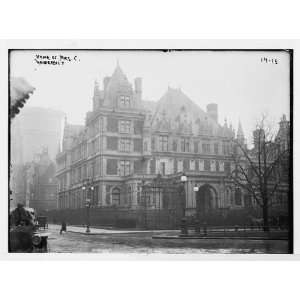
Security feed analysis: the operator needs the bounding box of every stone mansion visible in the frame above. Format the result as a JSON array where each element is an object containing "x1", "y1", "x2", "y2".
[{"x1": 55, "y1": 63, "x2": 289, "y2": 219}]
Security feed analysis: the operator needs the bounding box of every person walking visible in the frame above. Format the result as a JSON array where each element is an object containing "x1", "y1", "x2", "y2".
[{"x1": 60, "y1": 220, "x2": 67, "y2": 234}]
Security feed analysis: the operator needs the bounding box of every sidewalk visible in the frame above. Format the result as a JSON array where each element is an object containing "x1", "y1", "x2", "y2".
[{"x1": 49, "y1": 224, "x2": 179, "y2": 235}]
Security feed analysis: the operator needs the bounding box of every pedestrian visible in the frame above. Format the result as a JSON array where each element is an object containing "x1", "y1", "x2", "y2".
[{"x1": 60, "y1": 220, "x2": 67, "y2": 234}]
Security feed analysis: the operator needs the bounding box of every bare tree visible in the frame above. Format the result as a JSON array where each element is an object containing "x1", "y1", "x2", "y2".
[{"x1": 230, "y1": 115, "x2": 290, "y2": 231}]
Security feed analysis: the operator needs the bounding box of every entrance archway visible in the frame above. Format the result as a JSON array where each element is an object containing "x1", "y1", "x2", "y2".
[{"x1": 196, "y1": 184, "x2": 217, "y2": 216}]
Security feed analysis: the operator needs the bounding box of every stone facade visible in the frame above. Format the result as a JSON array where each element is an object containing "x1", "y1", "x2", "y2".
[{"x1": 55, "y1": 63, "x2": 289, "y2": 219}]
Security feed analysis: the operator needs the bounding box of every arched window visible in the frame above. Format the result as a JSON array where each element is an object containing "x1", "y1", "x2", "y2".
[{"x1": 112, "y1": 187, "x2": 121, "y2": 206}]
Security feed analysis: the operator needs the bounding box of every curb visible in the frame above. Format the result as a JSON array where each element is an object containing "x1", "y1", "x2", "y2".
[
  {"x1": 152, "y1": 235, "x2": 288, "y2": 241},
  {"x1": 67, "y1": 230, "x2": 173, "y2": 236}
]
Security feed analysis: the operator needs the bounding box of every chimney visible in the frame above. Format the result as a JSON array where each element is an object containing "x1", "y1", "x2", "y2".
[{"x1": 206, "y1": 103, "x2": 218, "y2": 123}]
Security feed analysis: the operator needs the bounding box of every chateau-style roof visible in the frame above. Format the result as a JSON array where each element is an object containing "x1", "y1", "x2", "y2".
[
  {"x1": 151, "y1": 87, "x2": 225, "y2": 136},
  {"x1": 103, "y1": 63, "x2": 133, "y2": 107}
]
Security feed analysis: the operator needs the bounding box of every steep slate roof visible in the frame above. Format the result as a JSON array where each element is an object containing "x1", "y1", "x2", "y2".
[
  {"x1": 151, "y1": 87, "x2": 222, "y2": 136},
  {"x1": 106, "y1": 63, "x2": 130, "y2": 90},
  {"x1": 103, "y1": 64, "x2": 133, "y2": 107}
]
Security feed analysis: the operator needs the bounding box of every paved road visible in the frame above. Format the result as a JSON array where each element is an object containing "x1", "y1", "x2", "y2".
[{"x1": 46, "y1": 225, "x2": 289, "y2": 254}]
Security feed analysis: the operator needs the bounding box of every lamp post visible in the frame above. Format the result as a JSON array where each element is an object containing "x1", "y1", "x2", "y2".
[
  {"x1": 82, "y1": 179, "x2": 94, "y2": 233},
  {"x1": 180, "y1": 174, "x2": 187, "y2": 217}
]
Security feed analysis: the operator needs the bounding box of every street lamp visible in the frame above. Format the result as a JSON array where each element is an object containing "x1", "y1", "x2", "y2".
[
  {"x1": 180, "y1": 173, "x2": 187, "y2": 217},
  {"x1": 82, "y1": 179, "x2": 94, "y2": 233}
]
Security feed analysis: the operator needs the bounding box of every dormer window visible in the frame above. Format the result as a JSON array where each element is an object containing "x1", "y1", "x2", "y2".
[{"x1": 120, "y1": 95, "x2": 130, "y2": 107}]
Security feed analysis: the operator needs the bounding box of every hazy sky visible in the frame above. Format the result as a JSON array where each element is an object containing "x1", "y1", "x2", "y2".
[{"x1": 10, "y1": 50, "x2": 290, "y2": 144}]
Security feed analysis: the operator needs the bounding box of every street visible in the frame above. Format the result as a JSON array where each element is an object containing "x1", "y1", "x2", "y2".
[{"x1": 46, "y1": 225, "x2": 289, "y2": 254}]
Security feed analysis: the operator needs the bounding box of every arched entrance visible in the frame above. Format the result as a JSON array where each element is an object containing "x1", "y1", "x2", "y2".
[{"x1": 196, "y1": 184, "x2": 217, "y2": 217}]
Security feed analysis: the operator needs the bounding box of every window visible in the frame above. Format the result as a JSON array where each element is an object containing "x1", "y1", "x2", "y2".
[
  {"x1": 214, "y1": 143, "x2": 219, "y2": 154},
  {"x1": 112, "y1": 187, "x2": 121, "y2": 206},
  {"x1": 160, "y1": 162, "x2": 166, "y2": 175},
  {"x1": 159, "y1": 136, "x2": 168, "y2": 151},
  {"x1": 190, "y1": 160, "x2": 195, "y2": 170},
  {"x1": 120, "y1": 160, "x2": 130, "y2": 176},
  {"x1": 120, "y1": 120, "x2": 131, "y2": 133},
  {"x1": 178, "y1": 160, "x2": 183, "y2": 172},
  {"x1": 181, "y1": 138, "x2": 190, "y2": 152},
  {"x1": 204, "y1": 160, "x2": 211, "y2": 171},
  {"x1": 120, "y1": 95, "x2": 130, "y2": 107},
  {"x1": 106, "y1": 159, "x2": 118, "y2": 175},
  {"x1": 172, "y1": 140, "x2": 177, "y2": 151},
  {"x1": 194, "y1": 141, "x2": 199, "y2": 153},
  {"x1": 203, "y1": 143, "x2": 211, "y2": 154},
  {"x1": 222, "y1": 143, "x2": 226, "y2": 154},
  {"x1": 151, "y1": 137, "x2": 156, "y2": 151},
  {"x1": 120, "y1": 138, "x2": 131, "y2": 152}
]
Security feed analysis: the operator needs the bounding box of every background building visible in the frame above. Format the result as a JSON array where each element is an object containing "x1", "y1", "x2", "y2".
[
  {"x1": 10, "y1": 106, "x2": 64, "y2": 208},
  {"x1": 25, "y1": 148, "x2": 58, "y2": 212}
]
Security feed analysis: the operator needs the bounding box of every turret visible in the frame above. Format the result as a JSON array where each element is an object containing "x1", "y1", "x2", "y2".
[
  {"x1": 237, "y1": 120, "x2": 245, "y2": 144},
  {"x1": 93, "y1": 80, "x2": 100, "y2": 111}
]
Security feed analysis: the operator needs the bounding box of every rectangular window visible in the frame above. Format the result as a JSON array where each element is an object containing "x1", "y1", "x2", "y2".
[
  {"x1": 181, "y1": 138, "x2": 190, "y2": 152},
  {"x1": 194, "y1": 141, "x2": 198, "y2": 153},
  {"x1": 106, "y1": 159, "x2": 118, "y2": 175},
  {"x1": 214, "y1": 143, "x2": 219, "y2": 154},
  {"x1": 150, "y1": 159, "x2": 156, "y2": 174},
  {"x1": 204, "y1": 160, "x2": 211, "y2": 171},
  {"x1": 120, "y1": 120, "x2": 131, "y2": 133},
  {"x1": 151, "y1": 137, "x2": 156, "y2": 151},
  {"x1": 190, "y1": 159, "x2": 195, "y2": 170},
  {"x1": 159, "y1": 136, "x2": 168, "y2": 151},
  {"x1": 120, "y1": 138, "x2": 131, "y2": 152},
  {"x1": 134, "y1": 160, "x2": 142, "y2": 174},
  {"x1": 203, "y1": 143, "x2": 211, "y2": 154},
  {"x1": 160, "y1": 162, "x2": 166, "y2": 175},
  {"x1": 120, "y1": 95, "x2": 130, "y2": 107},
  {"x1": 178, "y1": 160, "x2": 183, "y2": 172},
  {"x1": 172, "y1": 140, "x2": 177, "y2": 151},
  {"x1": 120, "y1": 160, "x2": 130, "y2": 176}
]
